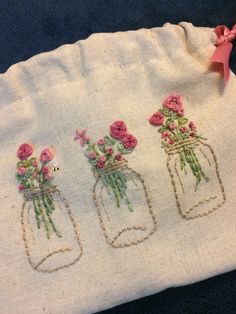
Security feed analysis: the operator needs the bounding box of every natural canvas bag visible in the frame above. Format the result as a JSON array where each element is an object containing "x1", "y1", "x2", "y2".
[{"x1": 0, "y1": 22, "x2": 236, "y2": 314}]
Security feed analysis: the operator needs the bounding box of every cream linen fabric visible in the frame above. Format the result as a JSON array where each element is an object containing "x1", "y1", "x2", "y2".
[{"x1": 0, "y1": 22, "x2": 236, "y2": 314}]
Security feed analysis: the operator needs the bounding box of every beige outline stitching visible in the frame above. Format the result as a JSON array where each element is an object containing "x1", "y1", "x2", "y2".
[
  {"x1": 166, "y1": 139, "x2": 226, "y2": 220},
  {"x1": 93, "y1": 163, "x2": 157, "y2": 248},
  {"x1": 21, "y1": 188, "x2": 83, "y2": 273}
]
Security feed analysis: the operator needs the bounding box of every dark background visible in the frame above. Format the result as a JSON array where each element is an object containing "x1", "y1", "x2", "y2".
[{"x1": 1, "y1": 1, "x2": 235, "y2": 313}]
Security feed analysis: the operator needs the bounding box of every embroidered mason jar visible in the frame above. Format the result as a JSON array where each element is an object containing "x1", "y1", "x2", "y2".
[
  {"x1": 165, "y1": 138, "x2": 225, "y2": 219},
  {"x1": 16, "y1": 144, "x2": 83, "y2": 272},
  {"x1": 75, "y1": 121, "x2": 157, "y2": 248},
  {"x1": 21, "y1": 186, "x2": 83, "y2": 272},
  {"x1": 93, "y1": 160, "x2": 156, "y2": 248},
  {"x1": 149, "y1": 93, "x2": 226, "y2": 220}
]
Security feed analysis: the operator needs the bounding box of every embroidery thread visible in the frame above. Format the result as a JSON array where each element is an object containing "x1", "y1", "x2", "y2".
[
  {"x1": 75, "y1": 122, "x2": 157, "y2": 248},
  {"x1": 16, "y1": 143, "x2": 83, "y2": 272},
  {"x1": 149, "y1": 94, "x2": 226, "y2": 219}
]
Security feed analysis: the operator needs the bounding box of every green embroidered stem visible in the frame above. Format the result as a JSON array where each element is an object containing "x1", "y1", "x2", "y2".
[
  {"x1": 33, "y1": 198, "x2": 41, "y2": 228},
  {"x1": 42, "y1": 195, "x2": 62, "y2": 238},
  {"x1": 35, "y1": 196, "x2": 50, "y2": 239},
  {"x1": 178, "y1": 147, "x2": 208, "y2": 190},
  {"x1": 28, "y1": 180, "x2": 61, "y2": 239},
  {"x1": 102, "y1": 170, "x2": 133, "y2": 212}
]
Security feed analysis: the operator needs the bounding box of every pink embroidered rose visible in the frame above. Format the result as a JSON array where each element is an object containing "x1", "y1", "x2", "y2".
[
  {"x1": 88, "y1": 151, "x2": 97, "y2": 159},
  {"x1": 149, "y1": 111, "x2": 164, "y2": 126},
  {"x1": 17, "y1": 143, "x2": 33, "y2": 160},
  {"x1": 177, "y1": 108, "x2": 185, "y2": 116},
  {"x1": 97, "y1": 138, "x2": 105, "y2": 145},
  {"x1": 189, "y1": 121, "x2": 196, "y2": 130},
  {"x1": 106, "y1": 147, "x2": 113, "y2": 156},
  {"x1": 115, "y1": 153, "x2": 123, "y2": 161},
  {"x1": 180, "y1": 126, "x2": 188, "y2": 133},
  {"x1": 110, "y1": 121, "x2": 127, "y2": 139},
  {"x1": 17, "y1": 166, "x2": 26, "y2": 176},
  {"x1": 168, "y1": 122, "x2": 176, "y2": 130},
  {"x1": 42, "y1": 166, "x2": 49, "y2": 174},
  {"x1": 122, "y1": 134, "x2": 138, "y2": 149},
  {"x1": 163, "y1": 93, "x2": 183, "y2": 112},
  {"x1": 32, "y1": 160, "x2": 38, "y2": 167},
  {"x1": 40, "y1": 148, "x2": 53, "y2": 163},
  {"x1": 18, "y1": 184, "x2": 25, "y2": 190}
]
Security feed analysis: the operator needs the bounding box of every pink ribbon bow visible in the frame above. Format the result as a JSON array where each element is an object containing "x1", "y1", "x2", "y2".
[
  {"x1": 74, "y1": 128, "x2": 91, "y2": 147},
  {"x1": 210, "y1": 24, "x2": 236, "y2": 83}
]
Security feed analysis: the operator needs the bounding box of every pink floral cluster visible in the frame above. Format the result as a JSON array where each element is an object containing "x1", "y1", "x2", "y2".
[
  {"x1": 75, "y1": 121, "x2": 138, "y2": 170},
  {"x1": 149, "y1": 93, "x2": 198, "y2": 145},
  {"x1": 16, "y1": 143, "x2": 54, "y2": 190},
  {"x1": 149, "y1": 93, "x2": 184, "y2": 127}
]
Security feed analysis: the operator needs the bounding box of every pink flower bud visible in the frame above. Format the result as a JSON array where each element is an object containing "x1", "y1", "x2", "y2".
[
  {"x1": 161, "y1": 132, "x2": 170, "y2": 140},
  {"x1": 177, "y1": 108, "x2": 185, "y2": 116},
  {"x1": 98, "y1": 155, "x2": 106, "y2": 163},
  {"x1": 97, "y1": 139, "x2": 105, "y2": 145},
  {"x1": 17, "y1": 166, "x2": 26, "y2": 176},
  {"x1": 115, "y1": 153, "x2": 123, "y2": 161},
  {"x1": 189, "y1": 121, "x2": 196, "y2": 130},
  {"x1": 168, "y1": 122, "x2": 176, "y2": 130},
  {"x1": 106, "y1": 147, "x2": 113, "y2": 156},
  {"x1": 168, "y1": 139, "x2": 175, "y2": 145},
  {"x1": 32, "y1": 160, "x2": 38, "y2": 167},
  {"x1": 32, "y1": 171, "x2": 38, "y2": 178},
  {"x1": 42, "y1": 166, "x2": 49, "y2": 174},
  {"x1": 180, "y1": 126, "x2": 188, "y2": 133},
  {"x1": 97, "y1": 161, "x2": 105, "y2": 169},
  {"x1": 45, "y1": 173, "x2": 53, "y2": 181},
  {"x1": 18, "y1": 184, "x2": 25, "y2": 190}
]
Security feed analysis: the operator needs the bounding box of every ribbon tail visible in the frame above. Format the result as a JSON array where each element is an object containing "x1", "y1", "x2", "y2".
[{"x1": 210, "y1": 42, "x2": 233, "y2": 83}]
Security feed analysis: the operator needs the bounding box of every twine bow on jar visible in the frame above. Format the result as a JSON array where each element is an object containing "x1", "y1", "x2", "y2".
[{"x1": 210, "y1": 24, "x2": 236, "y2": 83}]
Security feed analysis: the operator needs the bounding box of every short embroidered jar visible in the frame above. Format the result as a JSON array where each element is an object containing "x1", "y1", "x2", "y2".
[
  {"x1": 75, "y1": 122, "x2": 157, "y2": 248},
  {"x1": 16, "y1": 144, "x2": 83, "y2": 272},
  {"x1": 149, "y1": 94, "x2": 226, "y2": 219}
]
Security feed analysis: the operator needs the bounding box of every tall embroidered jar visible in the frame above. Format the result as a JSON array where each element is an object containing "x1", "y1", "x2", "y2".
[
  {"x1": 75, "y1": 122, "x2": 157, "y2": 248},
  {"x1": 149, "y1": 94, "x2": 226, "y2": 219},
  {"x1": 16, "y1": 144, "x2": 83, "y2": 273}
]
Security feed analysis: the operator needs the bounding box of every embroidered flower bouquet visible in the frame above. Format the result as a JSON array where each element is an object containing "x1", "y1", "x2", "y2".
[
  {"x1": 16, "y1": 144, "x2": 83, "y2": 272},
  {"x1": 16, "y1": 144, "x2": 61, "y2": 238},
  {"x1": 149, "y1": 94, "x2": 225, "y2": 219},
  {"x1": 75, "y1": 122, "x2": 156, "y2": 248}
]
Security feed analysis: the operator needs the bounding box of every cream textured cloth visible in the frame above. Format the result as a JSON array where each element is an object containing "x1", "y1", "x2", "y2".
[{"x1": 0, "y1": 22, "x2": 236, "y2": 314}]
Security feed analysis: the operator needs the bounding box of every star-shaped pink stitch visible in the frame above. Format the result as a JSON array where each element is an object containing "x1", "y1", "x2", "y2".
[{"x1": 74, "y1": 129, "x2": 91, "y2": 147}]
